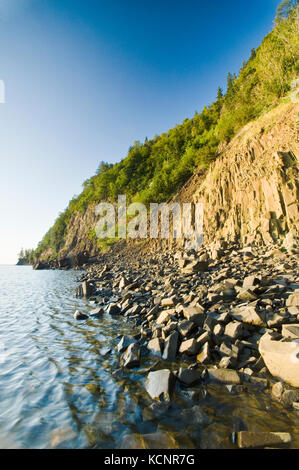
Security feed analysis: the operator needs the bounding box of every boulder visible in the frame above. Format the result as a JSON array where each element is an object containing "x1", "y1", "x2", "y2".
[
  {"x1": 286, "y1": 292, "x2": 299, "y2": 307},
  {"x1": 259, "y1": 332, "x2": 299, "y2": 387},
  {"x1": 282, "y1": 324, "x2": 299, "y2": 339},
  {"x1": 206, "y1": 368, "x2": 241, "y2": 385},
  {"x1": 89, "y1": 307, "x2": 104, "y2": 318},
  {"x1": 145, "y1": 369, "x2": 175, "y2": 401},
  {"x1": 224, "y1": 321, "x2": 243, "y2": 340},
  {"x1": 123, "y1": 343, "x2": 140, "y2": 368},
  {"x1": 183, "y1": 306, "x2": 205, "y2": 326},
  {"x1": 231, "y1": 306, "x2": 265, "y2": 327},
  {"x1": 179, "y1": 338, "x2": 198, "y2": 355},
  {"x1": 178, "y1": 367, "x2": 201, "y2": 386}
]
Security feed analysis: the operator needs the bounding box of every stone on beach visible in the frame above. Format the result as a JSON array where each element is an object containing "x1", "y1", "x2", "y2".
[
  {"x1": 123, "y1": 342, "x2": 140, "y2": 368},
  {"x1": 237, "y1": 431, "x2": 291, "y2": 449},
  {"x1": 73, "y1": 310, "x2": 88, "y2": 320},
  {"x1": 145, "y1": 369, "x2": 175, "y2": 401},
  {"x1": 206, "y1": 368, "x2": 241, "y2": 385}
]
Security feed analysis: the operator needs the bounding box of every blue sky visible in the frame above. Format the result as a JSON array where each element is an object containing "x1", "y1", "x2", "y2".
[{"x1": 0, "y1": 0, "x2": 280, "y2": 263}]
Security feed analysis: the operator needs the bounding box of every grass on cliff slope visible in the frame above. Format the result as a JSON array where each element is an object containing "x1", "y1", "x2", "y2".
[{"x1": 32, "y1": 2, "x2": 298, "y2": 261}]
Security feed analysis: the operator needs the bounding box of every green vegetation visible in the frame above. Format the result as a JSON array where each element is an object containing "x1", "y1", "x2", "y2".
[{"x1": 28, "y1": 2, "x2": 298, "y2": 262}]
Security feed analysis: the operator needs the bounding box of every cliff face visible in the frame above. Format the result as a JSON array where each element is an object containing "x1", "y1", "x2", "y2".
[
  {"x1": 171, "y1": 102, "x2": 298, "y2": 251},
  {"x1": 39, "y1": 102, "x2": 298, "y2": 265}
]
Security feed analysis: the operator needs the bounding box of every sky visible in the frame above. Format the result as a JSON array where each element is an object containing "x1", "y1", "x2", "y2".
[{"x1": 0, "y1": 0, "x2": 281, "y2": 264}]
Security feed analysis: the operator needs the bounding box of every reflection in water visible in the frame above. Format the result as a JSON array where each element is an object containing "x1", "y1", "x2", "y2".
[{"x1": 0, "y1": 265, "x2": 298, "y2": 448}]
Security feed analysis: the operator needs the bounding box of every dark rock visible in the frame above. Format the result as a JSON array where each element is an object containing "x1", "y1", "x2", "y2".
[{"x1": 73, "y1": 310, "x2": 88, "y2": 320}]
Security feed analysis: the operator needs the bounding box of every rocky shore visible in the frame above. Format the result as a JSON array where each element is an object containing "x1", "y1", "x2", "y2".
[{"x1": 73, "y1": 241, "x2": 299, "y2": 448}]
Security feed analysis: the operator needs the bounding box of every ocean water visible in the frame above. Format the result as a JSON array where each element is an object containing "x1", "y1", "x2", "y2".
[{"x1": 0, "y1": 265, "x2": 298, "y2": 449}]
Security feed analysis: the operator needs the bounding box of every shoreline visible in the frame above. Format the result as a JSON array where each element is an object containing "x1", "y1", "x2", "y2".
[{"x1": 70, "y1": 241, "x2": 299, "y2": 448}]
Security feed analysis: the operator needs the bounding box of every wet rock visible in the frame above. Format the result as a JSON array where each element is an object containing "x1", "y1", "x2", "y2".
[
  {"x1": 107, "y1": 303, "x2": 121, "y2": 315},
  {"x1": 259, "y1": 332, "x2": 299, "y2": 387},
  {"x1": 99, "y1": 347, "x2": 112, "y2": 356},
  {"x1": 179, "y1": 338, "x2": 198, "y2": 355},
  {"x1": 237, "y1": 288, "x2": 257, "y2": 302},
  {"x1": 183, "y1": 306, "x2": 205, "y2": 326},
  {"x1": 73, "y1": 310, "x2": 88, "y2": 320},
  {"x1": 181, "y1": 405, "x2": 212, "y2": 425},
  {"x1": 286, "y1": 292, "x2": 299, "y2": 307},
  {"x1": 237, "y1": 431, "x2": 291, "y2": 449},
  {"x1": 206, "y1": 368, "x2": 241, "y2": 385},
  {"x1": 178, "y1": 367, "x2": 201, "y2": 386},
  {"x1": 282, "y1": 324, "x2": 299, "y2": 339},
  {"x1": 145, "y1": 369, "x2": 175, "y2": 401},
  {"x1": 120, "y1": 430, "x2": 180, "y2": 449},
  {"x1": 162, "y1": 331, "x2": 179, "y2": 361},
  {"x1": 117, "y1": 335, "x2": 136, "y2": 353},
  {"x1": 82, "y1": 281, "x2": 93, "y2": 298},
  {"x1": 224, "y1": 321, "x2": 243, "y2": 340},
  {"x1": 123, "y1": 343, "x2": 141, "y2": 368},
  {"x1": 197, "y1": 342, "x2": 210, "y2": 364},
  {"x1": 147, "y1": 338, "x2": 164, "y2": 357}
]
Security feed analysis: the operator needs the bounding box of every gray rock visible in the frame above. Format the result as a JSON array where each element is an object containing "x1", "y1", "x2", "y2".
[
  {"x1": 162, "y1": 331, "x2": 179, "y2": 361},
  {"x1": 281, "y1": 324, "x2": 299, "y2": 339},
  {"x1": 224, "y1": 321, "x2": 243, "y2": 340},
  {"x1": 145, "y1": 369, "x2": 175, "y2": 401},
  {"x1": 178, "y1": 367, "x2": 201, "y2": 385},
  {"x1": 123, "y1": 342, "x2": 141, "y2": 368},
  {"x1": 73, "y1": 310, "x2": 88, "y2": 320},
  {"x1": 107, "y1": 303, "x2": 121, "y2": 315},
  {"x1": 183, "y1": 306, "x2": 205, "y2": 326},
  {"x1": 286, "y1": 292, "x2": 299, "y2": 307},
  {"x1": 179, "y1": 338, "x2": 198, "y2": 355},
  {"x1": 177, "y1": 320, "x2": 196, "y2": 337},
  {"x1": 206, "y1": 368, "x2": 241, "y2": 385},
  {"x1": 147, "y1": 338, "x2": 164, "y2": 357}
]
